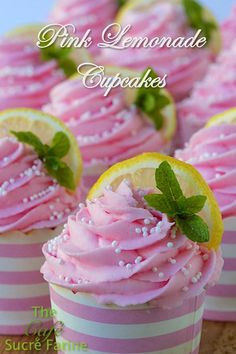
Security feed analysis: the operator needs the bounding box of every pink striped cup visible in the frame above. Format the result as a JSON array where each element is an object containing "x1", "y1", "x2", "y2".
[
  {"x1": 204, "y1": 217, "x2": 236, "y2": 321},
  {"x1": 0, "y1": 227, "x2": 61, "y2": 335},
  {"x1": 50, "y1": 284, "x2": 205, "y2": 354}
]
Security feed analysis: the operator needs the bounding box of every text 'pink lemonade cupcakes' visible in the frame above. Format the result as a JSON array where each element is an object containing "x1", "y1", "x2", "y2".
[
  {"x1": 43, "y1": 67, "x2": 176, "y2": 194},
  {"x1": 49, "y1": 0, "x2": 117, "y2": 56},
  {"x1": 177, "y1": 42, "x2": 236, "y2": 147},
  {"x1": 175, "y1": 110, "x2": 236, "y2": 321},
  {"x1": 221, "y1": 4, "x2": 236, "y2": 49},
  {"x1": 100, "y1": 0, "x2": 220, "y2": 101},
  {"x1": 42, "y1": 153, "x2": 223, "y2": 354},
  {"x1": 0, "y1": 109, "x2": 82, "y2": 334}
]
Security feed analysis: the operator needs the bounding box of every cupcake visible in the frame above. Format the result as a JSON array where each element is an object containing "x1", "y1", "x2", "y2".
[
  {"x1": 42, "y1": 153, "x2": 223, "y2": 353},
  {"x1": 100, "y1": 0, "x2": 220, "y2": 101},
  {"x1": 43, "y1": 68, "x2": 176, "y2": 193},
  {"x1": 175, "y1": 111, "x2": 236, "y2": 321},
  {"x1": 49, "y1": 0, "x2": 117, "y2": 56},
  {"x1": 177, "y1": 42, "x2": 236, "y2": 147},
  {"x1": 221, "y1": 4, "x2": 236, "y2": 49},
  {"x1": 0, "y1": 108, "x2": 82, "y2": 334},
  {"x1": 0, "y1": 25, "x2": 89, "y2": 110}
]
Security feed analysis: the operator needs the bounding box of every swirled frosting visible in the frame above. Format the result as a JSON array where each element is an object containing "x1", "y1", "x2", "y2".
[
  {"x1": 175, "y1": 124, "x2": 236, "y2": 219},
  {"x1": 41, "y1": 180, "x2": 223, "y2": 307},
  {"x1": 43, "y1": 78, "x2": 168, "y2": 179},
  {"x1": 50, "y1": 0, "x2": 117, "y2": 55},
  {"x1": 0, "y1": 36, "x2": 64, "y2": 110},
  {"x1": 177, "y1": 42, "x2": 236, "y2": 146},
  {"x1": 0, "y1": 137, "x2": 79, "y2": 233},
  {"x1": 221, "y1": 5, "x2": 236, "y2": 49},
  {"x1": 99, "y1": 2, "x2": 213, "y2": 101}
]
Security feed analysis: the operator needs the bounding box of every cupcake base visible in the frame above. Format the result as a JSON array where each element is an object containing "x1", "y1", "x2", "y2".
[
  {"x1": 50, "y1": 284, "x2": 205, "y2": 354},
  {"x1": 0, "y1": 227, "x2": 61, "y2": 335},
  {"x1": 204, "y1": 218, "x2": 236, "y2": 322}
]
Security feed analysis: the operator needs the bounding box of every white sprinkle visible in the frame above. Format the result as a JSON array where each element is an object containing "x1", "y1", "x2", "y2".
[
  {"x1": 182, "y1": 286, "x2": 189, "y2": 292},
  {"x1": 135, "y1": 256, "x2": 142, "y2": 264},
  {"x1": 79, "y1": 203, "x2": 85, "y2": 209},
  {"x1": 191, "y1": 277, "x2": 198, "y2": 284},
  {"x1": 169, "y1": 258, "x2": 177, "y2": 264},
  {"x1": 112, "y1": 240, "x2": 118, "y2": 248},
  {"x1": 126, "y1": 263, "x2": 132, "y2": 270},
  {"x1": 50, "y1": 216, "x2": 55, "y2": 221},
  {"x1": 167, "y1": 242, "x2": 174, "y2": 248},
  {"x1": 115, "y1": 248, "x2": 121, "y2": 254},
  {"x1": 58, "y1": 258, "x2": 64, "y2": 265},
  {"x1": 9, "y1": 178, "x2": 15, "y2": 184},
  {"x1": 65, "y1": 277, "x2": 71, "y2": 283},
  {"x1": 63, "y1": 234, "x2": 69, "y2": 241},
  {"x1": 150, "y1": 227, "x2": 156, "y2": 234},
  {"x1": 203, "y1": 254, "x2": 209, "y2": 261},
  {"x1": 49, "y1": 205, "x2": 54, "y2": 210},
  {"x1": 171, "y1": 228, "x2": 177, "y2": 239},
  {"x1": 59, "y1": 275, "x2": 64, "y2": 280},
  {"x1": 23, "y1": 198, "x2": 28, "y2": 203},
  {"x1": 105, "y1": 185, "x2": 113, "y2": 191},
  {"x1": 144, "y1": 218, "x2": 151, "y2": 225},
  {"x1": 88, "y1": 220, "x2": 94, "y2": 225},
  {"x1": 135, "y1": 228, "x2": 142, "y2": 234},
  {"x1": 158, "y1": 272, "x2": 164, "y2": 278},
  {"x1": 142, "y1": 227, "x2": 148, "y2": 233},
  {"x1": 81, "y1": 217, "x2": 86, "y2": 223},
  {"x1": 119, "y1": 260, "x2": 125, "y2": 267},
  {"x1": 152, "y1": 267, "x2": 158, "y2": 273},
  {"x1": 143, "y1": 232, "x2": 148, "y2": 238},
  {"x1": 197, "y1": 272, "x2": 202, "y2": 279},
  {"x1": 3, "y1": 157, "x2": 9, "y2": 163},
  {"x1": 215, "y1": 173, "x2": 221, "y2": 179}
]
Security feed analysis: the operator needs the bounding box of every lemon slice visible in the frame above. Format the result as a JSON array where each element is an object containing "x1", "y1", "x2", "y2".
[
  {"x1": 206, "y1": 108, "x2": 236, "y2": 127},
  {"x1": 6, "y1": 24, "x2": 92, "y2": 66},
  {"x1": 117, "y1": 0, "x2": 221, "y2": 55},
  {"x1": 0, "y1": 108, "x2": 83, "y2": 184},
  {"x1": 74, "y1": 65, "x2": 176, "y2": 140},
  {"x1": 88, "y1": 152, "x2": 223, "y2": 250}
]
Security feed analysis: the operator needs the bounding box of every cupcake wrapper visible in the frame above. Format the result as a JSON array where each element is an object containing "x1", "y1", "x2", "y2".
[
  {"x1": 204, "y1": 217, "x2": 236, "y2": 322},
  {"x1": 50, "y1": 284, "x2": 205, "y2": 354},
  {"x1": 0, "y1": 227, "x2": 61, "y2": 335}
]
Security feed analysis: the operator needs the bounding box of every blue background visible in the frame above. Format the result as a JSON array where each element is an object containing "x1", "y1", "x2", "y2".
[{"x1": 0, "y1": 0, "x2": 235, "y2": 35}]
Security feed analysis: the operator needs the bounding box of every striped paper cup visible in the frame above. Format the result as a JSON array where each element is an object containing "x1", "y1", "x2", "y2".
[
  {"x1": 204, "y1": 217, "x2": 236, "y2": 321},
  {"x1": 0, "y1": 227, "x2": 61, "y2": 335},
  {"x1": 50, "y1": 284, "x2": 205, "y2": 354}
]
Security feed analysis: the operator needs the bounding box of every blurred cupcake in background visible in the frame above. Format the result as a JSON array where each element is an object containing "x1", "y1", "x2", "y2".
[
  {"x1": 49, "y1": 0, "x2": 118, "y2": 56},
  {"x1": 99, "y1": 0, "x2": 221, "y2": 101},
  {"x1": 175, "y1": 109, "x2": 236, "y2": 321},
  {"x1": 43, "y1": 67, "x2": 176, "y2": 193},
  {"x1": 177, "y1": 41, "x2": 236, "y2": 147},
  {"x1": 0, "y1": 25, "x2": 90, "y2": 110},
  {"x1": 0, "y1": 109, "x2": 82, "y2": 334},
  {"x1": 221, "y1": 4, "x2": 236, "y2": 49}
]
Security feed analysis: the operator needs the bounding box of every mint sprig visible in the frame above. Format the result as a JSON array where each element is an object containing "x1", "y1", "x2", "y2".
[
  {"x1": 39, "y1": 32, "x2": 77, "y2": 77},
  {"x1": 144, "y1": 161, "x2": 210, "y2": 243},
  {"x1": 182, "y1": 0, "x2": 217, "y2": 43},
  {"x1": 11, "y1": 131, "x2": 76, "y2": 191},
  {"x1": 135, "y1": 68, "x2": 170, "y2": 130}
]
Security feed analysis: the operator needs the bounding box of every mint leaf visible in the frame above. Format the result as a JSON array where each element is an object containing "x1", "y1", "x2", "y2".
[
  {"x1": 11, "y1": 130, "x2": 76, "y2": 191},
  {"x1": 135, "y1": 68, "x2": 170, "y2": 131},
  {"x1": 39, "y1": 30, "x2": 77, "y2": 78},
  {"x1": 144, "y1": 194, "x2": 176, "y2": 216},
  {"x1": 11, "y1": 131, "x2": 46, "y2": 157},
  {"x1": 182, "y1": 0, "x2": 217, "y2": 43},
  {"x1": 117, "y1": 0, "x2": 127, "y2": 7},
  {"x1": 177, "y1": 195, "x2": 207, "y2": 216},
  {"x1": 144, "y1": 161, "x2": 209, "y2": 244},
  {"x1": 176, "y1": 215, "x2": 210, "y2": 243},
  {"x1": 45, "y1": 157, "x2": 76, "y2": 191},
  {"x1": 48, "y1": 132, "x2": 70, "y2": 158},
  {"x1": 155, "y1": 161, "x2": 183, "y2": 201}
]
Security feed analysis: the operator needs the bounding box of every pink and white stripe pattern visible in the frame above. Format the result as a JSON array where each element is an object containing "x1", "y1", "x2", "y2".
[
  {"x1": 0, "y1": 227, "x2": 61, "y2": 335},
  {"x1": 50, "y1": 284, "x2": 205, "y2": 354},
  {"x1": 204, "y1": 218, "x2": 236, "y2": 321}
]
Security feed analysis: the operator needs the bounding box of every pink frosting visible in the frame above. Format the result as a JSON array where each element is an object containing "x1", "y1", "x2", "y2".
[
  {"x1": 221, "y1": 5, "x2": 236, "y2": 49},
  {"x1": 41, "y1": 180, "x2": 223, "y2": 307},
  {"x1": 99, "y1": 2, "x2": 213, "y2": 101},
  {"x1": 0, "y1": 36, "x2": 65, "y2": 110},
  {"x1": 177, "y1": 42, "x2": 236, "y2": 146},
  {"x1": 175, "y1": 124, "x2": 236, "y2": 219},
  {"x1": 50, "y1": 0, "x2": 117, "y2": 55},
  {"x1": 0, "y1": 137, "x2": 79, "y2": 233},
  {"x1": 43, "y1": 78, "x2": 168, "y2": 180}
]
